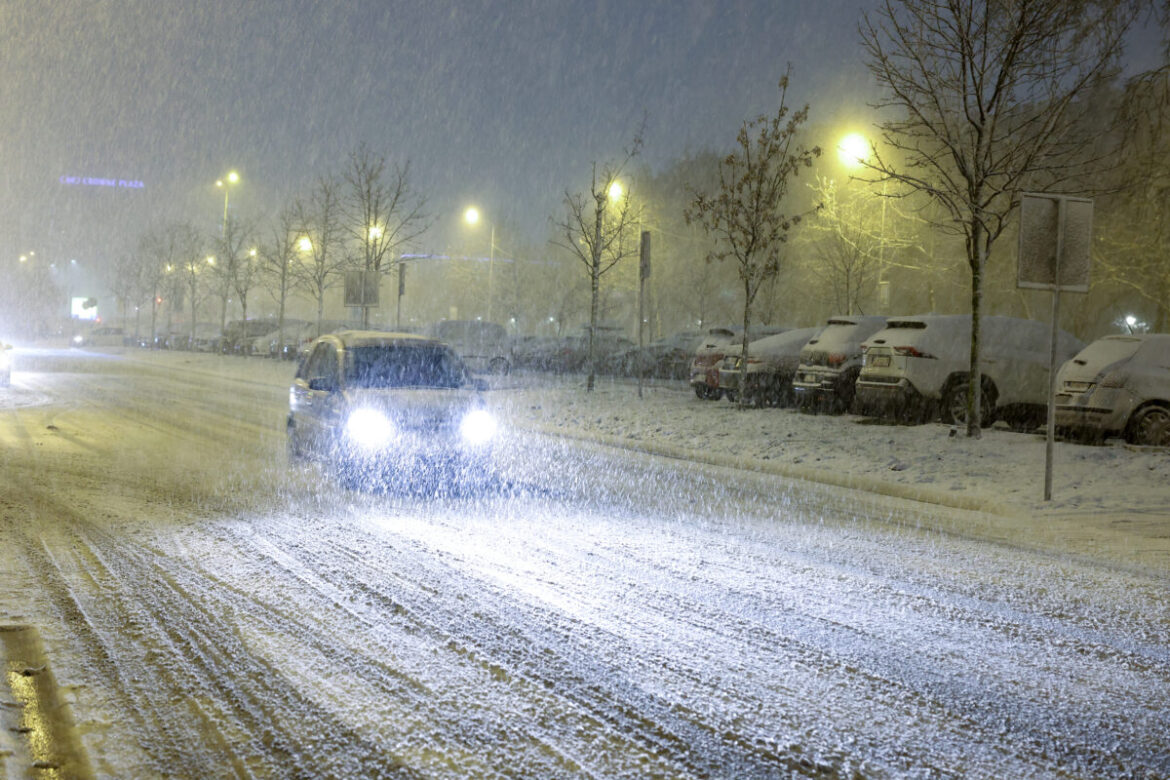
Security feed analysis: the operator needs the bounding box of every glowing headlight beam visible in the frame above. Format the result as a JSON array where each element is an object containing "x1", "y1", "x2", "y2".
[
  {"x1": 460, "y1": 409, "x2": 498, "y2": 445},
  {"x1": 345, "y1": 408, "x2": 396, "y2": 450}
]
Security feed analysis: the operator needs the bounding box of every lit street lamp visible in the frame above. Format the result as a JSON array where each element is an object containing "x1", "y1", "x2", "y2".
[
  {"x1": 838, "y1": 132, "x2": 889, "y2": 310},
  {"x1": 215, "y1": 170, "x2": 240, "y2": 236},
  {"x1": 463, "y1": 206, "x2": 496, "y2": 322}
]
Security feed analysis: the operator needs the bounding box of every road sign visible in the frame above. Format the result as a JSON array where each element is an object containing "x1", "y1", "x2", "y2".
[
  {"x1": 1018, "y1": 193, "x2": 1092, "y2": 292},
  {"x1": 344, "y1": 270, "x2": 380, "y2": 307}
]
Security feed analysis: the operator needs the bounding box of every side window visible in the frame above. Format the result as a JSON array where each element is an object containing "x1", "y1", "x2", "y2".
[
  {"x1": 319, "y1": 344, "x2": 339, "y2": 385},
  {"x1": 299, "y1": 343, "x2": 333, "y2": 383}
]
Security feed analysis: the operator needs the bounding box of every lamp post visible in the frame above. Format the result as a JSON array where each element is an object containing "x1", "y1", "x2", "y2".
[
  {"x1": 215, "y1": 170, "x2": 240, "y2": 236},
  {"x1": 463, "y1": 206, "x2": 496, "y2": 322},
  {"x1": 837, "y1": 132, "x2": 888, "y2": 312}
]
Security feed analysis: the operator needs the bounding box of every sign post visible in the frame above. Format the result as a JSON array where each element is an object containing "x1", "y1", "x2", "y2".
[
  {"x1": 1017, "y1": 193, "x2": 1092, "y2": 501},
  {"x1": 638, "y1": 231, "x2": 651, "y2": 399}
]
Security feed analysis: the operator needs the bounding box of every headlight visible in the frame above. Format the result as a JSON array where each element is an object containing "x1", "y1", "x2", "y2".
[
  {"x1": 345, "y1": 408, "x2": 396, "y2": 450},
  {"x1": 72, "y1": 335, "x2": 84, "y2": 344},
  {"x1": 460, "y1": 409, "x2": 498, "y2": 445}
]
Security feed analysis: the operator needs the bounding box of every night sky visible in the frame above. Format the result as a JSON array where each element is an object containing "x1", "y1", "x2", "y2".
[{"x1": 1, "y1": 0, "x2": 1161, "y2": 287}]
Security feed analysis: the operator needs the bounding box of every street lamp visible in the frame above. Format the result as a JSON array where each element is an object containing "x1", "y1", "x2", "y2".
[
  {"x1": 838, "y1": 132, "x2": 889, "y2": 310},
  {"x1": 215, "y1": 170, "x2": 240, "y2": 236},
  {"x1": 464, "y1": 206, "x2": 496, "y2": 322},
  {"x1": 837, "y1": 132, "x2": 870, "y2": 169}
]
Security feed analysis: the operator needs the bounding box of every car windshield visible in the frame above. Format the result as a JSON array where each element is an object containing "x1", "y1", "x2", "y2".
[{"x1": 344, "y1": 345, "x2": 465, "y2": 389}]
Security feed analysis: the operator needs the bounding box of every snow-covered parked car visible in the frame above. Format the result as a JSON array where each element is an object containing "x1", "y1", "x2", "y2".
[
  {"x1": 72, "y1": 325, "x2": 128, "y2": 347},
  {"x1": 428, "y1": 320, "x2": 512, "y2": 375},
  {"x1": 287, "y1": 330, "x2": 499, "y2": 490},
  {"x1": 1054, "y1": 333, "x2": 1170, "y2": 446},
  {"x1": 689, "y1": 327, "x2": 739, "y2": 400},
  {"x1": 793, "y1": 315, "x2": 887, "y2": 413},
  {"x1": 855, "y1": 315, "x2": 1083, "y2": 428},
  {"x1": 718, "y1": 327, "x2": 824, "y2": 407},
  {"x1": 689, "y1": 325, "x2": 788, "y2": 400}
]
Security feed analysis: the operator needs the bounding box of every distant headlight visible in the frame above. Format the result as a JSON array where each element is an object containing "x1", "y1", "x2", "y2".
[
  {"x1": 72, "y1": 335, "x2": 84, "y2": 344},
  {"x1": 345, "y1": 408, "x2": 396, "y2": 450},
  {"x1": 460, "y1": 409, "x2": 498, "y2": 445}
]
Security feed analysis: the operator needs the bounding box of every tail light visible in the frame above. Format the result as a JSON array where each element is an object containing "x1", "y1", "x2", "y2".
[
  {"x1": 893, "y1": 346, "x2": 936, "y2": 359},
  {"x1": 827, "y1": 352, "x2": 847, "y2": 367}
]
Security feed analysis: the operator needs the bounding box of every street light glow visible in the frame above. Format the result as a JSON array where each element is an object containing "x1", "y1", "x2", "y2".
[
  {"x1": 463, "y1": 206, "x2": 480, "y2": 226},
  {"x1": 206, "y1": 256, "x2": 216, "y2": 265},
  {"x1": 608, "y1": 180, "x2": 623, "y2": 201},
  {"x1": 297, "y1": 236, "x2": 313, "y2": 253},
  {"x1": 368, "y1": 225, "x2": 383, "y2": 241},
  {"x1": 837, "y1": 133, "x2": 870, "y2": 168}
]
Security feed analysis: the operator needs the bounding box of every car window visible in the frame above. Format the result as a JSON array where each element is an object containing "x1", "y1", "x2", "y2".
[
  {"x1": 345, "y1": 345, "x2": 465, "y2": 389},
  {"x1": 298, "y1": 342, "x2": 337, "y2": 384}
]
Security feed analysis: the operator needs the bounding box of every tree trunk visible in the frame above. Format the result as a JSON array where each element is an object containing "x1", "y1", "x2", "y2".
[
  {"x1": 738, "y1": 276, "x2": 752, "y2": 410},
  {"x1": 586, "y1": 196, "x2": 604, "y2": 392},
  {"x1": 968, "y1": 222, "x2": 986, "y2": 439}
]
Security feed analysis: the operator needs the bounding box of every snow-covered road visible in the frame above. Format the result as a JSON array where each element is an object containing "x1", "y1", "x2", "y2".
[{"x1": 0, "y1": 349, "x2": 1167, "y2": 778}]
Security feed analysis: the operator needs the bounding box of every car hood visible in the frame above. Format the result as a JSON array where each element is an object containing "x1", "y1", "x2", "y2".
[{"x1": 342, "y1": 387, "x2": 482, "y2": 430}]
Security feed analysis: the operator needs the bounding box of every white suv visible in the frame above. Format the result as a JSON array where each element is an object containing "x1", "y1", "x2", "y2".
[
  {"x1": 856, "y1": 315, "x2": 1083, "y2": 428},
  {"x1": 1055, "y1": 334, "x2": 1170, "y2": 445}
]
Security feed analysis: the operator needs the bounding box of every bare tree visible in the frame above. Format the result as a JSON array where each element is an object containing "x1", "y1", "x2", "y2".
[
  {"x1": 208, "y1": 215, "x2": 256, "y2": 332},
  {"x1": 111, "y1": 253, "x2": 150, "y2": 339},
  {"x1": 291, "y1": 176, "x2": 348, "y2": 335},
  {"x1": 166, "y1": 223, "x2": 209, "y2": 349},
  {"x1": 552, "y1": 133, "x2": 644, "y2": 391},
  {"x1": 1095, "y1": 64, "x2": 1170, "y2": 330},
  {"x1": 342, "y1": 143, "x2": 433, "y2": 327},
  {"x1": 686, "y1": 70, "x2": 821, "y2": 406},
  {"x1": 259, "y1": 205, "x2": 302, "y2": 355},
  {"x1": 798, "y1": 177, "x2": 883, "y2": 316},
  {"x1": 227, "y1": 217, "x2": 260, "y2": 326},
  {"x1": 138, "y1": 227, "x2": 181, "y2": 347},
  {"x1": 860, "y1": 0, "x2": 1136, "y2": 435}
]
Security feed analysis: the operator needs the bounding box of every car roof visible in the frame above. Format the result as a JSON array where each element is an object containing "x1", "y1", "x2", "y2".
[{"x1": 323, "y1": 330, "x2": 444, "y2": 349}]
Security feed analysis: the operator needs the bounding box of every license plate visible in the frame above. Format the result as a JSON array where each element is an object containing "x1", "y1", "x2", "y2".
[
  {"x1": 803, "y1": 374, "x2": 817, "y2": 383},
  {"x1": 870, "y1": 355, "x2": 890, "y2": 367}
]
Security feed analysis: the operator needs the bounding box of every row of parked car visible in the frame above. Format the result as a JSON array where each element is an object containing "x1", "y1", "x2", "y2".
[{"x1": 687, "y1": 314, "x2": 1170, "y2": 447}]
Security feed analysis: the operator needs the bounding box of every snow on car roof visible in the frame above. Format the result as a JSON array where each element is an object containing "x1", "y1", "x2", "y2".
[{"x1": 333, "y1": 330, "x2": 441, "y2": 349}]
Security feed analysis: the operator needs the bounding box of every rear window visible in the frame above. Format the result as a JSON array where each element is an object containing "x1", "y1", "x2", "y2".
[{"x1": 345, "y1": 345, "x2": 465, "y2": 389}]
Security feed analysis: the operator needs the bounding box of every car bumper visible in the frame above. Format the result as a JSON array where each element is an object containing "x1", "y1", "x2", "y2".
[
  {"x1": 1054, "y1": 386, "x2": 1137, "y2": 435},
  {"x1": 855, "y1": 377, "x2": 925, "y2": 414},
  {"x1": 793, "y1": 368, "x2": 850, "y2": 400}
]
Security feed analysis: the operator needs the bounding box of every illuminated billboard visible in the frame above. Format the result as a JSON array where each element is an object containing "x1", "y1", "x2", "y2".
[{"x1": 71, "y1": 297, "x2": 98, "y2": 320}]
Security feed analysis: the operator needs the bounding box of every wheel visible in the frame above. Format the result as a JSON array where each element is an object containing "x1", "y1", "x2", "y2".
[
  {"x1": 286, "y1": 420, "x2": 306, "y2": 463},
  {"x1": 1125, "y1": 405, "x2": 1170, "y2": 446},
  {"x1": 940, "y1": 380, "x2": 995, "y2": 428},
  {"x1": 725, "y1": 390, "x2": 739, "y2": 403},
  {"x1": 489, "y1": 358, "x2": 510, "y2": 376}
]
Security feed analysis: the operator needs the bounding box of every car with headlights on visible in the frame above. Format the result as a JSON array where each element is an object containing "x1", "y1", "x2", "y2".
[{"x1": 287, "y1": 330, "x2": 499, "y2": 490}]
